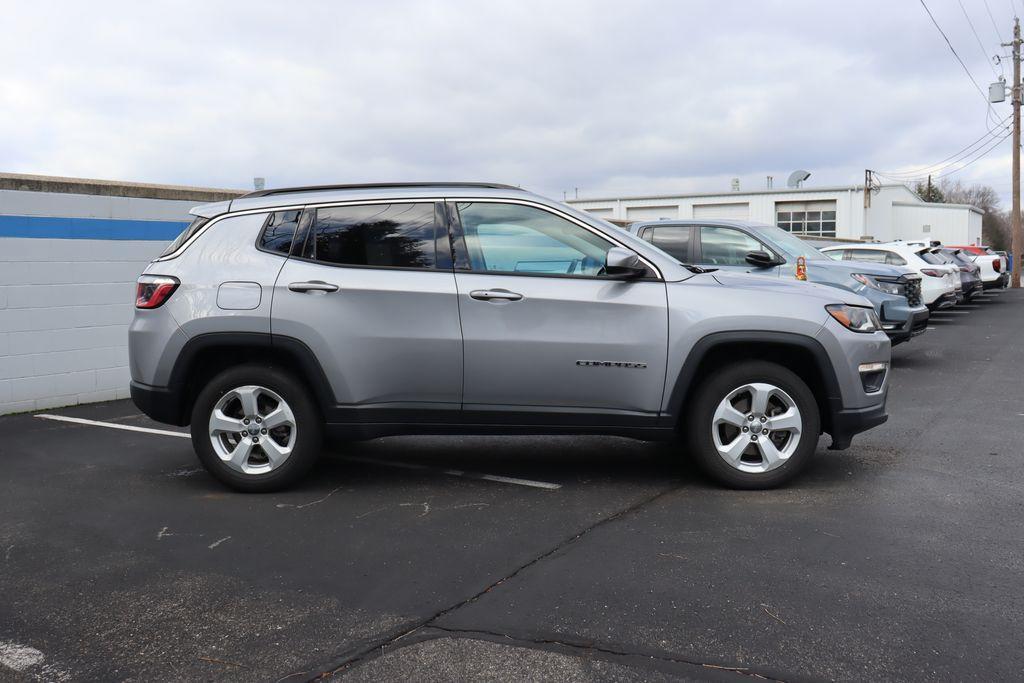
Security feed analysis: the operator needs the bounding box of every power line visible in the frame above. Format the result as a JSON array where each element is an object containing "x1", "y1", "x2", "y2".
[
  {"x1": 959, "y1": 0, "x2": 1002, "y2": 78},
  {"x1": 877, "y1": 129, "x2": 1011, "y2": 184},
  {"x1": 931, "y1": 131, "x2": 1011, "y2": 179},
  {"x1": 985, "y1": 0, "x2": 1007, "y2": 42},
  {"x1": 985, "y1": 0, "x2": 1010, "y2": 78},
  {"x1": 875, "y1": 114, "x2": 1011, "y2": 178},
  {"x1": 918, "y1": 0, "x2": 1002, "y2": 128}
]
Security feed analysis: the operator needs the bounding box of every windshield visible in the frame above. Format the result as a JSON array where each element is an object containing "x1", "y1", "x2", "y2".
[
  {"x1": 756, "y1": 225, "x2": 828, "y2": 261},
  {"x1": 918, "y1": 250, "x2": 946, "y2": 265}
]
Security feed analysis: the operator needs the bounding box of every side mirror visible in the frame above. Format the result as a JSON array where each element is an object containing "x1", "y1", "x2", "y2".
[
  {"x1": 605, "y1": 247, "x2": 646, "y2": 279},
  {"x1": 745, "y1": 250, "x2": 780, "y2": 268}
]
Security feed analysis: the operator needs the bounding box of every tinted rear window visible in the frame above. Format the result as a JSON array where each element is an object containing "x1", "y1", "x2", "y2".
[
  {"x1": 160, "y1": 216, "x2": 209, "y2": 257},
  {"x1": 259, "y1": 210, "x2": 302, "y2": 255},
  {"x1": 304, "y1": 203, "x2": 444, "y2": 269}
]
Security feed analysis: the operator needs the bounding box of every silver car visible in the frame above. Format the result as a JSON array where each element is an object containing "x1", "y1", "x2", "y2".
[{"x1": 129, "y1": 183, "x2": 891, "y2": 491}]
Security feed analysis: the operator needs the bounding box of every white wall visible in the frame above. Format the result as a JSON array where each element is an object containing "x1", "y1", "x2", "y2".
[
  {"x1": 0, "y1": 238, "x2": 169, "y2": 415},
  {"x1": 568, "y1": 184, "x2": 980, "y2": 244}
]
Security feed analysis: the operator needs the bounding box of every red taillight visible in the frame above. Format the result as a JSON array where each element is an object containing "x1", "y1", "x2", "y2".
[
  {"x1": 135, "y1": 275, "x2": 179, "y2": 309},
  {"x1": 921, "y1": 268, "x2": 944, "y2": 277},
  {"x1": 994, "y1": 259, "x2": 1002, "y2": 272}
]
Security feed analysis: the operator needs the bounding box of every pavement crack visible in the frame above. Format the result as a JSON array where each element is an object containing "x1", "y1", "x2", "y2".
[
  {"x1": 276, "y1": 486, "x2": 346, "y2": 510},
  {"x1": 295, "y1": 485, "x2": 680, "y2": 681},
  {"x1": 427, "y1": 625, "x2": 786, "y2": 681}
]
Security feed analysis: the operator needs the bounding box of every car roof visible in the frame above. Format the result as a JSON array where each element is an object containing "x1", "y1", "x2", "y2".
[
  {"x1": 628, "y1": 218, "x2": 775, "y2": 232},
  {"x1": 190, "y1": 182, "x2": 538, "y2": 217}
]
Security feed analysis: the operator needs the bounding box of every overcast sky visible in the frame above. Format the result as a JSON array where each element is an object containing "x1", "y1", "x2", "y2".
[{"x1": 1, "y1": 0, "x2": 1020, "y2": 203}]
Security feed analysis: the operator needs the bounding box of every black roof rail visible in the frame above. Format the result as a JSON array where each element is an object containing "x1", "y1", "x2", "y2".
[{"x1": 239, "y1": 182, "x2": 521, "y2": 199}]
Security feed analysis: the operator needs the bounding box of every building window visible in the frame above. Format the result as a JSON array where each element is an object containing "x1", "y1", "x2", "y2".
[{"x1": 776, "y1": 201, "x2": 837, "y2": 237}]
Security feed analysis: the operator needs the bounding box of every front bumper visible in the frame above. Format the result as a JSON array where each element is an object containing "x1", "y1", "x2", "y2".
[
  {"x1": 828, "y1": 402, "x2": 888, "y2": 450},
  {"x1": 884, "y1": 307, "x2": 929, "y2": 345}
]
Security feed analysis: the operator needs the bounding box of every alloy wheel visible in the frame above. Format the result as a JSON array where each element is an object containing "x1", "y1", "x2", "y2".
[
  {"x1": 208, "y1": 385, "x2": 297, "y2": 475},
  {"x1": 711, "y1": 382, "x2": 802, "y2": 473}
]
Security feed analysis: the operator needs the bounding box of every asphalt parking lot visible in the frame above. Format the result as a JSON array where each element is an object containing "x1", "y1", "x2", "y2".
[{"x1": 2, "y1": 289, "x2": 1023, "y2": 682}]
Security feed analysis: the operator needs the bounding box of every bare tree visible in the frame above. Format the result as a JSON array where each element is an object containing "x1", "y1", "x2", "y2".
[{"x1": 936, "y1": 179, "x2": 1010, "y2": 250}]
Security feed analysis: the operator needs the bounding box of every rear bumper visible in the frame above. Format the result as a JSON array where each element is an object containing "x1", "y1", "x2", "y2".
[
  {"x1": 928, "y1": 292, "x2": 957, "y2": 310},
  {"x1": 983, "y1": 272, "x2": 1010, "y2": 290},
  {"x1": 130, "y1": 381, "x2": 187, "y2": 426},
  {"x1": 828, "y1": 402, "x2": 888, "y2": 450}
]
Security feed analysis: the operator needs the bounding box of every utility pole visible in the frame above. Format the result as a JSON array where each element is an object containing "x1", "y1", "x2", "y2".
[{"x1": 1007, "y1": 18, "x2": 1022, "y2": 287}]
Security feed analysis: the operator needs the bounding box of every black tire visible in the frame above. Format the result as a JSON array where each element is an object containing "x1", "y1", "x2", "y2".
[
  {"x1": 190, "y1": 364, "x2": 323, "y2": 492},
  {"x1": 684, "y1": 360, "x2": 820, "y2": 489}
]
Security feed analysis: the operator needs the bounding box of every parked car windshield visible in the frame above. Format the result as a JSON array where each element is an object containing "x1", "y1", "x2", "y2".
[
  {"x1": 918, "y1": 250, "x2": 946, "y2": 265},
  {"x1": 757, "y1": 225, "x2": 828, "y2": 261}
]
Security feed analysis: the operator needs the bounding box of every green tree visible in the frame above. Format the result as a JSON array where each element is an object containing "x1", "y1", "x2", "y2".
[{"x1": 914, "y1": 180, "x2": 945, "y2": 203}]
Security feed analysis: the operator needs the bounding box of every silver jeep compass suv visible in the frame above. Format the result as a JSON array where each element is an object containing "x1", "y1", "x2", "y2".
[{"x1": 129, "y1": 183, "x2": 891, "y2": 491}]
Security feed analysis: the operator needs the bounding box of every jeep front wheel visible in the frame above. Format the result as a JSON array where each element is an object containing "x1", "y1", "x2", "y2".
[{"x1": 686, "y1": 361, "x2": 820, "y2": 489}]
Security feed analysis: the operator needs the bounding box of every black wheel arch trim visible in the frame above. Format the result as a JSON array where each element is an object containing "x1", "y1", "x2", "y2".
[
  {"x1": 663, "y1": 330, "x2": 845, "y2": 431},
  {"x1": 139, "y1": 332, "x2": 335, "y2": 426}
]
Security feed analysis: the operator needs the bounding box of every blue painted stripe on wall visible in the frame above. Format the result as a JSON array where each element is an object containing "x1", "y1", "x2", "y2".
[{"x1": 0, "y1": 215, "x2": 189, "y2": 240}]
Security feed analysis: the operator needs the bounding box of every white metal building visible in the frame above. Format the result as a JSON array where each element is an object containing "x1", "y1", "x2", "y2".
[{"x1": 567, "y1": 183, "x2": 983, "y2": 245}]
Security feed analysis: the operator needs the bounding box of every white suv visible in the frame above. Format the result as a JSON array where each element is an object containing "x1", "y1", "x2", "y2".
[{"x1": 821, "y1": 243, "x2": 958, "y2": 310}]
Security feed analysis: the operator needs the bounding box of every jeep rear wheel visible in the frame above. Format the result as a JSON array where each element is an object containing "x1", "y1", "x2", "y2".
[
  {"x1": 686, "y1": 361, "x2": 820, "y2": 489},
  {"x1": 190, "y1": 364, "x2": 323, "y2": 492}
]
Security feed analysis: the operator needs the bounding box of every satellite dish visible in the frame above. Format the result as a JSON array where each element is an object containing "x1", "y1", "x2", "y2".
[{"x1": 787, "y1": 170, "x2": 811, "y2": 188}]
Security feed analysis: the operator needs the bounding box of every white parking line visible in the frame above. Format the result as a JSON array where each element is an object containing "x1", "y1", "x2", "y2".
[
  {"x1": 343, "y1": 454, "x2": 562, "y2": 490},
  {"x1": 35, "y1": 414, "x2": 190, "y2": 438},
  {"x1": 33, "y1": 413, "x2": 561, "y2": 491}
]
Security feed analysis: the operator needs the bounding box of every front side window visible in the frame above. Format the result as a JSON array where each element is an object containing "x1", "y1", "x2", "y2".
[
  {"x1": 697, "y1": 226, "x2": 764, "y2": 266},
  {"x1": 304, "y1": 202, "x2": 445, "y2": 269},
  {"x1": 259, "y1": 210, "x2": 302, "y2": 255},
  {"x1": 824, "y1": 249, "x2": 846, "y2": 261},
  {"x1": 644, "y1": 226, "x2": 690, "y2": 262},
  {"x1": 457, "y1": 202, "x2": 613, "y2": 277}
]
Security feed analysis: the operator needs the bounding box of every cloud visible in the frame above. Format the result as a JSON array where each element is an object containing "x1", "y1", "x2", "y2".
[{"x1": 0, "y1": 0, "x2": 1016, "y2": 205}]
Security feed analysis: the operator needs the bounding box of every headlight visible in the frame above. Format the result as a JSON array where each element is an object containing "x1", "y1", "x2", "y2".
[
  {"x1": 851, "y1": 273, "x2": 904, "y2": 296},
  {"x1": 826, "y1": 304, "x2": 881, "y2": 333}
]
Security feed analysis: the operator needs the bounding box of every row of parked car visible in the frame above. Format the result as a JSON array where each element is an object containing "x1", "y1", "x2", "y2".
[{"x1": 626, "y1": 218, "x2": 1009, "y2": 346}]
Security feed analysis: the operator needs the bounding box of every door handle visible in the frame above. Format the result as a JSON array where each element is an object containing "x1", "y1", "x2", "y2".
[
  {"x1": 288, "y1": 280, "x2": 339, "y2": 293},
  {"x1": 469, "y1": 289, "x2": 523, "y2": 302}
]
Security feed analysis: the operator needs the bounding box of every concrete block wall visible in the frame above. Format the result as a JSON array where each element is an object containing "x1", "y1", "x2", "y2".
[
  {"x1": 0, "y1": 175, "x2": 244, "y2": 416},
  {"x1": 0, "y1": 237, "x2": 170, "y2": 414}
]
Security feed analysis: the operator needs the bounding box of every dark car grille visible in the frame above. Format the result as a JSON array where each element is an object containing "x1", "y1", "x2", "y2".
[{"x1": 906, "y1": 279, "x2": 923, "y2": 306}]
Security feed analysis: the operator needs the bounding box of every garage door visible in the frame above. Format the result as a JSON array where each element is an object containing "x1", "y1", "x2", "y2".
[
  {"x1": 692, "y1": 203, "x2": 749, "y2": 220},
  {"x1": 625, "y1": 205, "x2": 678, "y2": 220}
]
